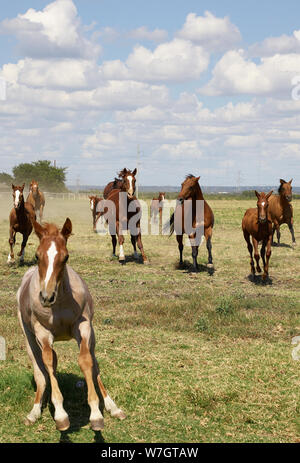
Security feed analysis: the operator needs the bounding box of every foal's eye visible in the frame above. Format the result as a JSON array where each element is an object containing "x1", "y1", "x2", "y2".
[
  {"x1": 35, "y1": 253, "x2": 39, "y2": 261},
  {"x1": 63, "y1": 255, "x2": 69, "y2": 263}
]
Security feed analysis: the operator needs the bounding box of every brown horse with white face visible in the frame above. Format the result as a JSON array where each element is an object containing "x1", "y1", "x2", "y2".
[
  {"x1": 27, "y1": 180, "x2": 45, "y2": 223},
  {"x1": 268, "y1": 179, "x2": 296, "y2": 246},
  {"x1": 17, "y1": 218, "x2": 125, "y2": 431},
  {"x1": 100, "y1": 168, "x2": 148, "y2": 263},
  {"x1": 88, "y1": 195, "x2": 103, "y2": 231},
  {"x1": 8, "y1": 184, "x2": 36, "y2": 264},
  {"x1": 242, "y1": 190, "x2": 273, "y2": 280},
  {"x1": 167, "y1": 175, "x2": 214, "y2": 271}
]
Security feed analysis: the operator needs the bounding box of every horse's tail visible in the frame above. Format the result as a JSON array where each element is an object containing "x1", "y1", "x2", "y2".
[{"x1": 163, "y1": 212, "x2": 175, "y2": 236}]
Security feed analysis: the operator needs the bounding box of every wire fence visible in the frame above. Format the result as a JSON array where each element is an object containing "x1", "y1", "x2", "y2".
[{"x1": 0, "y1": 191, "x2": 92, "y2": 201}]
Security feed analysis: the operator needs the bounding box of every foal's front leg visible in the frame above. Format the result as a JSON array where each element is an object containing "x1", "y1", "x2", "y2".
[
  {"x1": 7, "y1": 228, "x2": 16, "y2": 264},
  {"x1": 37, "y1": 330, "x2": 70, "y2": 431},
  {"x1": 75, "y1": 319, "x2": 105, "y2": 431}
]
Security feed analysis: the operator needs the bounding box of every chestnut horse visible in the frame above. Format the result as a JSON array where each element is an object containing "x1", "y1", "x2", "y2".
[
  {"x1": 27, "y1": 180, "x2": 45, "y2": 223},
  {"x1": 150, "y1": 192, "x2": 166, "y2": 225},
  {"x1": 103, "y1": 177, "x2": 123, "y2": 199},
  {"x1": 242, "y1": 190, "x2": 273, "y2": 281},
  {"x1": 89, "y1": 195, "x2": 103, "y2": 231},
  {"x1": 268, "y1": 179, "x2": 296, "y2": 246},
  {"x1": 17, "y1": 218, "x2": 125, "y2": 431},
  {"x1": 100, "y1": 168, "x2": 148, "y2": 264},
  {"x1": 8, "y1": 184, "x2": 36, "y2": 264},
  {"x1": 167, "y1": 175, "x2": 214, "y2": 271}
]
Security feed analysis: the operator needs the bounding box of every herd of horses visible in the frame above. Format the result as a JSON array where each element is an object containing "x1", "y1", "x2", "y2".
[{"x1": 6, "y1": 171, "x2": 296, "y2": 432}]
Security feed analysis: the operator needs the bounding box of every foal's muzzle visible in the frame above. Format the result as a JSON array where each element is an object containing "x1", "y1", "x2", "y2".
[{"x1": 39, "y1": 290, "x2": 57, "y2": 307}]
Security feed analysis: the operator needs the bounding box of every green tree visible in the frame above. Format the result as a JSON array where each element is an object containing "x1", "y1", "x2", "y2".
[
  {"x1": 12, "y1": 160, "x2": 68, "y2": 192},
  {"x1": 0, "y1": 172, "x2": 14, "y2": 188}
]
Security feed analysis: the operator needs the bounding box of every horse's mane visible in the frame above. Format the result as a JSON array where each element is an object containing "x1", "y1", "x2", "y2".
[{"x1": 185, "y1": 174, "x2": 195, "y2": 180}]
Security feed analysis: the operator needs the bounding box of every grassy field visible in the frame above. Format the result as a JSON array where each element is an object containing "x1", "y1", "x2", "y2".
[{"x1": 0, "y1": 195, "x2": 299, "y2": 443}]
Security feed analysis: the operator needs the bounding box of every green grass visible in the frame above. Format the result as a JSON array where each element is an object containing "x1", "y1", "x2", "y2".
[{"x1": 0, "y1": 197, "x2": 299, "y2": 442}]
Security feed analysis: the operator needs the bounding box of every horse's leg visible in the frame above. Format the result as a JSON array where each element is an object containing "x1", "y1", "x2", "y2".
[
  {"x1": 17, "y1": 312, "x2": 48, "y2": 425},
  {"x1": 75, "y1": 319, "x2": 105, "y2": 431},
  {"x1": 7, "y1": 228, "x2": 16, "y2": 264},
  {"x1": 18, "y1": 233, "x2": 28, "y2": 263},
  {"x1": 243, "y1": 230, "x2": 255, "y2": 275},
  {"x1": 87, "y1": 324, "x2": 126, "y2": 421},
  {"x1": 205, "y1": 227, "x2": 213, "y2": 268},
  {"x1": 262, "y1": 236, "x2": 272, "y2": 281},
  {"x1": 111, "y1": 235, "x2": 117, "y2": 256},
  {"x1": 116, "y1": 222, "x2": 125, "y2": 263},
  {"x1": 176, "y1": 234, "x2": 183, "y2": 265},
  {"x1": 37, "y1": 330, "x2": 69, "y2": 431},
  {"x1": 289, "y1": 218, "x2": 296, "y2": 244},
  {"x1": 131, "y1": 234, "x2": 138, "y2": 259},
  {"x1": 136, "y1": 227, "x2": 148, "y2": 264},
  {"x1": 273, "y1": 220, "x2": 280, "y2": 245},
  {"x1": 252, "y1": 237, "x2": 261, "y2": 273}
]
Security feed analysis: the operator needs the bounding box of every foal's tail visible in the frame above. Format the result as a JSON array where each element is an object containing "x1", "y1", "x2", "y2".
[{"x1": 163, "y1": 212, "x2": 175, "y2": 236}]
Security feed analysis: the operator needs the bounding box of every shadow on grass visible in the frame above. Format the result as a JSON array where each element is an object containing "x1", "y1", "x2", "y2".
[
  {"x1": 30, "y1": 372, "x2": 106, "y2": 443},
  {"x1": 175, "y1": 260, "x2": 215, "y2": 276},
  {"x1": 272, "y1": 242, "x2": 293, "y2": 249},
  {"x1": 247, "y1": 274, "x2": 273, "y2": 286}
]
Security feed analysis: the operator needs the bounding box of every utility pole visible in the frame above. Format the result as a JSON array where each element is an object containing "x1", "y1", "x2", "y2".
[
  {"x1": 237, "y1": 170, "x2": 241, "y2": 193},
  {"x1": 136, "y1": 144, "x2": 140, "y2": 198}
]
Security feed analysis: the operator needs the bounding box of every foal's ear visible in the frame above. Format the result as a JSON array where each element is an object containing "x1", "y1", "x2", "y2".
[
  {"x1": 132, "y1": 168, "x2": 137, "y2": 176},
  {"x1": 61, "y1": 218, "x2": 72, "y2": 241},
  {"x1": 255, "y1": 190, "x2": 260, "y2": 199},
  {"x1": 280, "y1": 179, "x2": 286, "y2": 185},
  {"x1": 21, "y1": 183, "x2": 25, "y2": 191},
  {"x1": 289, "y1": 178, "x2": 293, "y2": 184},
  {"x1": 266, "y1": 190, "x2": 273, "y2": 199},
  {"x1": 195, "y1": 176, "x2": 200, "y2": 182},
  {"x1": 12, "y1": 184, "x2": 15, "y2": 190},
  {"x1": 33, "y1": 221, "x2": 47, "y2": 240}
]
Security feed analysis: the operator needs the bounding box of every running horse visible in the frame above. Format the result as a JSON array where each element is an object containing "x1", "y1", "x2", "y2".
[
  {"x1": 103, "y1": 177, "x2": 123, "y2": 199},
  {"x1": 242, "y1": 190, "x2": 273, "y2": 281},
  {"x1": 27, "y1": 180, "x2": 45, "y2": 223},
  {"x1": 17, "y1": 218, "x2": 125, "y2": 431},
  {"x1": 100, "y1": 168, "x2": 148, "y2": 264},
  {"x1": 166, "y1": 175, "x2": 214, "y2": 271},
  {"x1": 7, "y1": 184, "x2": 36, "y2": 264},
  {"x1": 150, "y1": 192, "x2": 166, "y2": 226},
  {"x1": 268, "y1": 179, "x2": 296, "y2": 246},
  {"x1": 88, "y1": 195, "x2": 103, "y2": 232}
]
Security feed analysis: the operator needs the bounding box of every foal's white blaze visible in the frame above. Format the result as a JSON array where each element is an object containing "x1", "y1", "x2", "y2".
[
  {"x1": 44, "y1": 241, "x2": 58, "y2": 289},
  {"x1": 14, "y1": 190, "x2": 20, "y2": 207},
  {"x1": 261, "y1": 202, "x2": 265, "y2": 206},
  {"x1": 90, "y1": 200, "x2": 94, "y2": 211}
]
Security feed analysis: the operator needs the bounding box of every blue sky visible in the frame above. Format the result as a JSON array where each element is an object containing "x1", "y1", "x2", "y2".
[{"x1": 0, "y1": 0, "x2": 300, "y2": 187}]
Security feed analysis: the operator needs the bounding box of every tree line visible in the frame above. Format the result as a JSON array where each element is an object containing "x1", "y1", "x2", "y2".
[{"x1": 0, "y1": 160, "x2": 68, "y2": 192}]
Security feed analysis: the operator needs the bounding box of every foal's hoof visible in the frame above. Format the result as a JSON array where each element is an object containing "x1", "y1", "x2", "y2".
[
  {"x1": 143, "y1": 259, "x2": 150, "y2": 265},
  {"x1": 56, "y1": 416, "x2": 70, "y2": 431},
  {"x1": 112, "y1": 409, "x2": 126, "y2": 420},
  {"x1": 90, "y1": 418, "x2": 104, "y2": 431}
]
